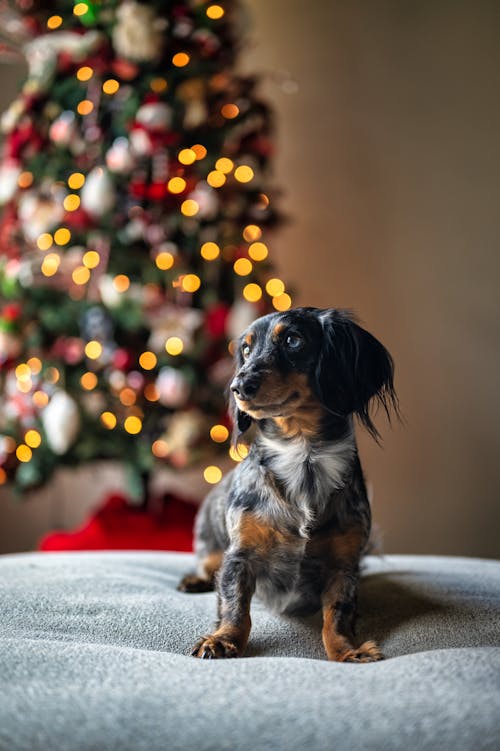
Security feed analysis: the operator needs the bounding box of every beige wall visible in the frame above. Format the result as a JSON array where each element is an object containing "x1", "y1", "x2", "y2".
[{"x1": 1, "y1": 1, "x2": 499, "y2": 557}]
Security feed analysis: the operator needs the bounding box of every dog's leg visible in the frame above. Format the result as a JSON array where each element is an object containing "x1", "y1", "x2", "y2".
[
  {"x1": 177, "y1": 551, "x2": 223, "y2": 592},
  {"x1": 191, "y1": 551, "x2": 255, "y2": 658},
  {"x1": 321, "y1": 567, "x2": 382, "y2": 663}
]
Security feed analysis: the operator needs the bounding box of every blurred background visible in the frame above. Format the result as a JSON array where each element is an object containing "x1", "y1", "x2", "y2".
[{"x1": 0, "y1": 0, "x2": 499, "y2": 557}]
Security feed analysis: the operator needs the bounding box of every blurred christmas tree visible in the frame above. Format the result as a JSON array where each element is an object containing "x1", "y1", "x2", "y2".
[{"x1": 0, "y1": 0, "x2": 290, "y2": 499}]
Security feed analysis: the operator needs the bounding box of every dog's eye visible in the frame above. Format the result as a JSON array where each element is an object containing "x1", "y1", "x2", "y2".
[
  {"x1": 285, "y1": 334, "x2": 303, "y2": 350},
  {"x1": 242, "y1": 344, "x2": 251, "y2": 359}
]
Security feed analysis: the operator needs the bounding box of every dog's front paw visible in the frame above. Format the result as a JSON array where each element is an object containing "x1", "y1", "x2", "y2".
[
  {"x1": 338, "y1": 640, "x2": 384, "y2": 663},
  {"x1": 191, "y1": 634, "x2": 239, "y2": 659}
]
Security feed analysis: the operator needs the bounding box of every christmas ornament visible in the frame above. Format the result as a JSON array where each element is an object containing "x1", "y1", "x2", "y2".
[
  {"x1": 135, "y1": 102, "x2": 172, "y2": 132},
  {"x1": 80, "y1": 167, "x2": 116, "y2": 218},
  {"x1": 0, "y1": 161, "x2": 21, "y2": 205},
  {"x1": 41, "y1": 390, "x2": 81, "y2": 455},
  {"x1": 156, "y1": 366, "x2": 190, "y2": 408},
  {"x1": 24, "y1": 31, "x2": 104, "y2": 93},
  {"x1": 112, "y1": 0, "x2": 167, "y2": 63},
  {"x1": 105, "y1": 137, "x2": 135, "y2": 174}
]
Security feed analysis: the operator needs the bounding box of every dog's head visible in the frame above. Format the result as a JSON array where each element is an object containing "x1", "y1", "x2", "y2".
[{"x1": 229, "y1": 307, "x2": 398, "y2": 441}]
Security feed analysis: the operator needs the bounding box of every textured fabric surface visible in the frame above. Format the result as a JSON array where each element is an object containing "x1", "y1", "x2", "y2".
[{"x1": 0, "y1": 552, "x2": 499, "y2": 751}]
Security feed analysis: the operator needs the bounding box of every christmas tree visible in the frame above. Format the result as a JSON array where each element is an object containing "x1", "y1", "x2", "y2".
[{"x1": 0, "y1": 0, "x2": 289, "y2": 499}]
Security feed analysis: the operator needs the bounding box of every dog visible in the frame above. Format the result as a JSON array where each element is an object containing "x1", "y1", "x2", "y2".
[{"x1": 178, "y1": 306, "x2": 398, "y2": 661}]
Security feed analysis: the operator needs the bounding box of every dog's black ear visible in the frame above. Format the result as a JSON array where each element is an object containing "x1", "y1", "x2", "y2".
[{"x1": 316, "y1": 309, "x2": 399, "y2": 440}]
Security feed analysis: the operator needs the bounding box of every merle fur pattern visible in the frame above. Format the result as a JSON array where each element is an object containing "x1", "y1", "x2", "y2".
[{"x1": 178, "y1": 307, "x2": 398, "y2": 661}]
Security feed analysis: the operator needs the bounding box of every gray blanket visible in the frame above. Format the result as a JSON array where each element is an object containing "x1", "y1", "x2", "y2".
[{"x1": 0, "y1": 552, "x2": 499, "y2": 751}]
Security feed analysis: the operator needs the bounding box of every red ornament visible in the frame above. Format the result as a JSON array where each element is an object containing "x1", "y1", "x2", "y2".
[{"x1": 205, "y1": 304, "x2": 230, "y2": 338}]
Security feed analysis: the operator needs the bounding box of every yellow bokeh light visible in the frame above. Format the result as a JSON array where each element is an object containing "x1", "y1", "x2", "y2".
[
  {"x1": 63, "y1": 194, "x2": 81, "y2": 211},
  {"x1": 272, "y1": 293, "x2": 292, "y2": 312},
  {"x1": 233, "y1": 258, "x2": 253, "y2": 276},
  {"x1": 229, "y1": 443, "x2": 250, "y2": 462},
  {"x1": 144, "y1": 384, "x2": 160, "y2": 402},
  {"x1": 221, "y1": 103, "x2": 239, "y2": 119},
  {"x1": 124, "y1": 416, "x2": 142, "y2": 435},
  {"x1": 243, "y1": 225, "x2": 262, "y2": 242},
  {"x1": 182, "y1": 274, "x2": 201, "y2": 293},
  {"x1": 181, "y1": 199, "x2": 199, "y2": 216},
  {"x1": 45, "y1": 367, "x2": 60, "y2": 384},
  {"x1": 266, "y1": 278, "x2": 285, "y2": 297},
  {"x1": 139, "y1": 351, "x2": 157, "y2": 370},
  {"x1": 76, "y1": 66, "x2": 93, "y2": 82},
  {"x1": 234, "y1": 165, "x2": 254, "y2": 183},
  {"x1": 120, "y1": 388, "x2": 136, "y2": 406},
  {"x1": 155, "y1": 251, "x2": 175, "y2": 270},
  {"x1": 0, "y1": 468, "x2": 6, "y2": 485},
  {"x1": 178, "y1": 148, "x2": 196, "y2": 165},
  {"x1": 73, "y1": 3, "x2": 89, "y2": 16},
  {"x1": 243, "y1": 283, "x2": 262, "y2": 303},
  {"x1": 113, "y1": 274, "x2": 130, "y2": 292},
  {"x1": 77, "y1": 99, "x2": 94, "y2": 116},
  {"x1": 204, "y1": 465, "x2": 222, "y2": 484},
  {"x1": 54, "y1": 228, "x2": 71, "y2": 245},
  {"x1": 210, "y1": 424, "x2": 229, "y2": 443},
  {"x1": 16, "y1": 444, "x2": 32, "y2": 463},
  {"x1": 83, "y1": 250, "x2": 100, "y2": 268},
  {"x1": 18, "y1": 171, "x2": 33, "y2": 189},
  {"x1": 172, "y1": 52, "x2": 190, "y2": 67},
  {"x1": 41, "y1": 253, "x2": 60, "y2": 277},
  {"x1": 17, "y1": 379, "x2": 32, "y2": 394},
  {"x1": 27, "y1": 357, "x2": 42, "y2": 374},
  {"x1": 191, "y1": 144, "x2": 207, "y2": 160},
  {"x1": 165, "y1": 337, "x2": 184, "y2": 356},
  {"x1": 152, "y1": 439, "x2": 169, "y2": 458},
  {"x1": 37, "y1": 233, "x2": 53, "y2": 251},
  {"x1": 80, "y1": 372, "x2": 98, "y2": 390},
  {"x1": 150, "y1": 77, "x2": 168, "y2": 93},
  {"x1": 102, "y1": 79, "x2": 120, "y2": 95},
  {"x1": 207, "y1": 4, "x2": 225, "y2": 19},
  {"x1": 47, "y1": 15, "x2": 63, "y2": 29},
  {"x1": 248, "y1": 241, "x2": 268, "y2": 262},
  {"x1": 16, "y1": 364, "x2": 31, "y2": 382},
  {"x1": 200, "y1": 242, "x2": 220, "y2": 261},
  {"x1": 207, "y1": 170, "x2": 226, "y2": 188},
  {"x1": 85, "y1": 340, "x2": 103, "y2": 360},
  {"x1": 72, "y1": 266, "x2": 91, "y2": 285},
  {"x1": 215, "y1": 157, "x2": 234, "y2": 174},
  {"x1": 33, "y1": 390, "x2": 50, "y2": 408},
  {"x1": 167, "y1": 177, "x2": 186, "y2": 194},
  {"x1": 24, "y1": 430, "x2": 42, "y2": 449},
  {"x1": 68, "y1": 172, "x2": 85, "y2": 190},
  {"x1": 100, "y1": 411, "x2": 117, "y2": 430}
]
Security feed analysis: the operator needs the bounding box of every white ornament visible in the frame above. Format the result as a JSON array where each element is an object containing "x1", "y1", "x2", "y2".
[
  {"x1": 0, "y1": 162, "x2": 21, "y2": 205},
  {"x1": 156, "y1": 367, "x2": 190, "y2": 408},
  {"x1": 41, "y1": 390, "x2": 80, "y2": 455},
  {"x1": 49, "y1": 111, "x2": 77, "y2": 145},
  {"x1": 112, "y1": 0, "x2": 167, "y2": 62},
  {"x1": 18, "y1": 190, "x2": 65, "y2": 242},
  {"x1": 136, "y1": 102, "x2": 172, "y2": 131},
  {"x1": 187, "y1": 183, "x2": 219, "y2": 220},
  {"x1": 105, "y1": 137, "x2": 135, "y2": 173},
  {"x1": 81, "y1": 167, "x2": 116, "y2": 217},
  {"x1": 129, "y1": 128, "x2": 154, "y2": 156}
]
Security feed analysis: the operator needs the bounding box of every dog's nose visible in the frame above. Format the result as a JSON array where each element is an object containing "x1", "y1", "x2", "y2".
[{"x1": 230, "y1": 373, "x2": 261, "y2": 400}]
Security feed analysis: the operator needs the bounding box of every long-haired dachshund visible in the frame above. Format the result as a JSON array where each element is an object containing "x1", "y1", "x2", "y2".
[{"x1": 179, "y1": 306, "x2": 398, "y2": 661}]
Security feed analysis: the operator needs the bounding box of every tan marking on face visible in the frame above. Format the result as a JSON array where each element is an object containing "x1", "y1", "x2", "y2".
[
  {"x1": 236, "y1": 371, "x2": 314, "y2": 420},
  {"x1": 272, "y1": 322, "x2": 286, "y2": 339},
  {"x1": 244, "y1": 332, "x2": 254, "y2": 347}
]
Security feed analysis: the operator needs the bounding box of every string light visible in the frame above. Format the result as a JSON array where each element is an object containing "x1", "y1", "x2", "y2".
[
  {"x1": 15, "y1": 364, "x2": 31, "y2": 382},
  {"x1": 243, "y1": 283, "x2": 262, "y2": 302},
  {"x1": 167, "y1": 177, "x2": 186, "y2": 194},
  {"x1": 77, "y1": 100, "x2": 94, "y2": 116},
  {"x1": 191, "y1": 144, "x2": 207, "y2": 160},
  {"x1": 102, "y1": 79, "x2": 120, "y2": 95},
  {"x1": 150, "y1": 78, "x2": 168, "y2": 93},
  {"x1": 83, "y1": 251, "x2": 100, "y2": 268},
  {"x1": 229, "y1": 444, "x2": 249, "y2": 462},
  {"x1": 182, "y1": 274, "x2": 201, "y2": 293},
  {"x1": 234, "y1": 165, "x2": 254, "y2": 183},
  {"x1": 18, "y1": 172, "x2": 33, "y2": 189},
  {"x1": 233, "y1": 258, "x2": 252, "y2": 276},
  {"x1": 45, "y1": 367, "x2": 60, "y2": 384},
  {"x1": 68, "y1": 172, "x2": 85, "y2": 189},
  {"x1": 216, "y1": 157, "x2": 234, "y2": 174},
  {"x1": 178, "y1": 148, "x2": 196, "y2": 165},
  {"x1": 113, "y1": 274, "x2": 130, "y2": 292},
  {"x1": 172, "y1": 52, "x2": 190, "y2": 67},
  {"x1": 207, "y1": 170, "x2": 226, "y2": 188},
  {"x1": 27, "y1": 357, "x2": 42, "y2": 374},
  {"x1": 221, "y1": 103, "x2": 239, "y2": 119},
  {"x1": 80, "y1": 372, "x2": 98, "y2": 390},
  {"x1": 85, "y1": 341, "x2": 103, "y2": 360},
  {"x1": 273, "y1": 293, "x2": 292, "y2": 311},
  {"x1": 16, "y1": 445, "x2": 32, "y2": 463},
  {"x1": 243, "y1": 225, "x2": 262, "y2": 242},
  {"x1": 17, "y1": 379, "x2": 32, "y2": 394},
  {"x1": 139, "y1": 352, "x2": 157, "y2": 370},
  {"x1": 72, "y1": 266, "x2": 90, "y2": 285},
  {"x1": 204, "y1": 465, "x2": 222, "y2": 484},
  {"x1": 100, "y1": 412, "x2": 117, "y2": 429},
  {"x1": 248, "y1": 242, "x2": 268, "y2": 261},
  {"x1": 54, "y1": 228, "x2": 71, "y2": 245},
  {"x1": 63, "y1": 194, "x2": 81, "y2": 211},
  {"x1": 33, "y1": 391, "x2": 49, "y2": 408},
  {"x1": 41, "y1": 254, "x2": 60, "y2": 277},
  {"x1": 181, "y1": 199, "x2": 199, "y2": 216},
  {"x1": 265, "y1": 278, "x2": 285, "y2": 297},
  {"x1": 73, "y1": 3, "x2": 89, "y2": 16},
  {"x1": 144, "y1": 384, "x2": 160, "y2": 401},
  {"x1": 47, "y1": 15, "x2": 63, "y2": 29},
  {"x1": 152, "y1": 440, "x2": 169, "y2": 458},
  {"x1": 210, "y1": 425, "x2": 229, "y2": 443},
  {"x1": 76, "y1": 66, "x2": 93, "y2": 82},
  {"x1": 155, "y1": 251, "x2": 175, "y2": 270},
  {"x1": 200, "y1": 242, "x2": 220, "y2": 261},
  {"x1": 119, "y1": 388, "x2": 136, "y2": 406},
  {"x1": 206, "y1": 4, "x2": 225, "y2": 19},
  {"x1": 0, "y1": 468, "x2": 6, "y2": 485},
  {"x1": 124, "y1": 416, "x2": 142, "y2": 434},
  {"x1": 165, "y1": 337, "x2": 184, "y2": 356},
  {"x1": 37, "y1": 233, "x2": 53, "y2": 251}
]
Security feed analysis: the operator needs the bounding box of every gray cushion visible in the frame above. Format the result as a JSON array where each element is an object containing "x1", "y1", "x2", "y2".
[{"x1": 0, "y1": 552, "x2": 499, "y2": 750}]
